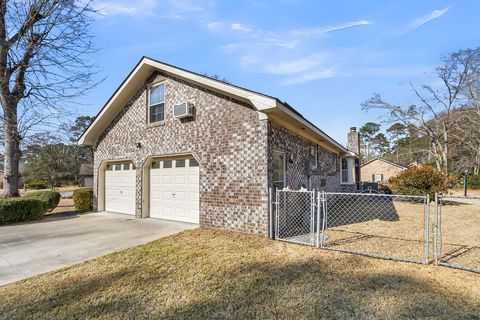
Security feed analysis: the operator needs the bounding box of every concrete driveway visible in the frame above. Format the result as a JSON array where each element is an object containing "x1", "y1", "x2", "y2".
[{"x1": 0, "y1": 212, "x2": 197, "y2": 286}]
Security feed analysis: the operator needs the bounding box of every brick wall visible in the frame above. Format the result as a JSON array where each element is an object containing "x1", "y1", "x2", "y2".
[
  {"x1": 361, "y1": 159, "x2": 406, "y2": 182},
  {"x1": 268, "y1": 122, "x2": 343, "y2": 192},
  {"x1": 94, "y1": 72, "x2": 270, "y2": 235}
]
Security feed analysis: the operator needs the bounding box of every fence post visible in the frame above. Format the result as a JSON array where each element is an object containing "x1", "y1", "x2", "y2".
[
  {"x1": 268, "y1": 187, "x2": 273, "y2": 239},
  {"x1": 275, "y1": 190, "x2": 279, "y2": 239},
  {"x1": 316, "y1": 191, "x2": 321, "y2": 248},
  {"x1": 310, "y1": 190, "x2": 315, "y2": 246},
  {"x1": 320, "y1": 191, "x2": 327, "y2": 248},
  {"x1": 433, "y1": 192, "x2": 439, "y2": 265},
  {"x1": 423, "y1": 194, "x2": 430, "y2": 265}
]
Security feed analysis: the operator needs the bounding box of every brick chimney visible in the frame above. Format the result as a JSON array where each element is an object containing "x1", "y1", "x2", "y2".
[{"x1": 347, "y1": 127, "x2": 360, "y2": 155}]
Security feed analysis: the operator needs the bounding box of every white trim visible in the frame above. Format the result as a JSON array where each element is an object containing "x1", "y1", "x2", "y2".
[{"x1": 340, "y1": 157, "x2": 354, "y2": 184}]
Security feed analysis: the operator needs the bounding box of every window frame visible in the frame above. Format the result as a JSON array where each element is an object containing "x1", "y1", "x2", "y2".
[
  {"x1": 340, "y1": 158, "x2": 350, "y2": 184},
  {"x1": 147, "y1": 82, "x2": 166, "y2": 124},
  {"x1": 272, "y1": 150, "x2": 287, "y2": 190}
]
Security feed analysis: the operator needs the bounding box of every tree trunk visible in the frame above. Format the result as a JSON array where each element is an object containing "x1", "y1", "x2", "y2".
[
  {"x1": 3, "y1": 102, "x2": 21, "y2": 196},
  {"x1": 443, "y1": 126, "x2": 449, "y2": 175}
]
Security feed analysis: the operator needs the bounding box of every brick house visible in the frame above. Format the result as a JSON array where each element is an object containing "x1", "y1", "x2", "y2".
[
  {"x1": 361, "y1": 157, "x2": 407, "y2": 183},
  {"x1": 79, "y1": 57, "x2": 359, "y2": 236}
]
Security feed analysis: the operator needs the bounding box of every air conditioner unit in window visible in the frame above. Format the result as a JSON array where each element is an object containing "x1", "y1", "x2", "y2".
[{"x1": 173, "y1": 101, "x2": 194, "y2": 118}]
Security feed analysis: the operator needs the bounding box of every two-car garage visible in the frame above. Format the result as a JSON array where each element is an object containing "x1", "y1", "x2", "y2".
[{"x1": 103, "y1": 156, "x2": 200, "y2": 223}]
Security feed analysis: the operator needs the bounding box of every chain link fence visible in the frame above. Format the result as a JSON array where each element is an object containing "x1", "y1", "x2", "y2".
[
  {"x1": 270, "y1": 189, "x2": 430, "y2": 265},
  {"x1": 434, "y1": 194, "x2": 480, "y2": 273},
  {"x1": 321, "y1": 192, "x2": 429, "y2": 264},
  {"x1": 270, "y1": 189, "x2": 480, "y2": 272}
]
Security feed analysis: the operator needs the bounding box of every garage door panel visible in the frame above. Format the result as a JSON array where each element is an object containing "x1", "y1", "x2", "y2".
[
  {"x1": 161, "y1": 174, "x2": 173, "y2": 184},
  {"x1": 174, "y1": 175, "x2": 186, "y2": 184},
  {"x1": 188, "y1": 175, "x2": 199, "y2": 184},
  {"x1": 175, "y1": 191, "x2": 186, "y2": 201},
  {"x1": 150, "y1": 158, "x2": 199, "y2": 223}
]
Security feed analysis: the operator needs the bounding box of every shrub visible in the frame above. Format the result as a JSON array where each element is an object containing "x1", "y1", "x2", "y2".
[
  {"x1": 466, "y1": 174, "x2": 480, "y2": 189},
  {"x1": 73, "y1": 188, "x2": 93, "y2": 213},
  {"x1": 378, "y1": 182, "x2": 392, "y2": 194},
  {"x1": 27, "y1": 180, "x2": 47, "y2": 190},
  {"x1": 0, "y1": 198, "x2": 45, "y2": 224},
  {"x1": 388, "y1": 166, "x2": 455, "y2": 197},
  {"x1": 24, "y1": 191, "x2": 61, "y2": 211}
]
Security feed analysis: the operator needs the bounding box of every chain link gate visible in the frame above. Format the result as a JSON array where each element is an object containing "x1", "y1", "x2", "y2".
[
  {"x1": 273, "y1": 189, "x2": 317, "y2": 246},
  {"x1": 434, "y1": 194, "x2": 480, "y2": 273}
]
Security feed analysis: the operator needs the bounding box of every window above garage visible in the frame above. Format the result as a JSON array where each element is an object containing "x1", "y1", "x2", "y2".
[{"x1": 148, "y1": 82, "x2": 165, "y2": 124}]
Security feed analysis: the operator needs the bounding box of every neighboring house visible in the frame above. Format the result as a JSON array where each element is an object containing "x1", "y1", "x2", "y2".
[
  {"x1": 78, "y1": 57, "x2": 359, "y2": 236},
  {"x1": 361, "y1": 158, "x2": 407, "y2": 183},
  {"x1": 79, "y1": 163, "x2": 94, "y2": 187}
]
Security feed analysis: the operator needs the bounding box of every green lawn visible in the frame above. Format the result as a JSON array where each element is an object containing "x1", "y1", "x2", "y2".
[{"x1": 1, "y1": 229, "x2": 479, "y2": 319}]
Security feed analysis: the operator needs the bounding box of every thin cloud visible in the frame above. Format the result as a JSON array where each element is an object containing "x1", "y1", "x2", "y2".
[
  {"x1": 264, "y1": 55, "x2": 327, "y2": 75},
  {"x1": 292, "y1": 20, "x2": 372, "y2": 36},
  {"x1": 409, "y1": 8, "x2": 449, "y2": 29},
  {"x1": 231, "y1": 23, "x2": 252, "y2": 33},
  {"x1": 207, "y1": 21, "x2": 224, "y2": 30},
  {"x1": 95, "y1": 0, "x2": 158, "y2": 17},
  {"x1": 281, "y1": 68, "x2": 337, "y2": 85}
]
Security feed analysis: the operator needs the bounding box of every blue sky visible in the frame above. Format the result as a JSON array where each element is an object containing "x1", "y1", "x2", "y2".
[{"x1": 81, "y1": 0, "x2": 480, "y2": 144}]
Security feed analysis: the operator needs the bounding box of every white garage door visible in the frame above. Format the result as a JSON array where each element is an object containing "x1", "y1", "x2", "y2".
[
  {"x1": 150, "y1": 158, "x2": 199, "y2": 223},
  {"x1": 105, "y1": 162, "x2": 136, "y2": 215}
]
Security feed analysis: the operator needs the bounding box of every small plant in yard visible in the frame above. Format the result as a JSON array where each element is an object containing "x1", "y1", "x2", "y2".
[
  {"x1": 0, "y1": 198, "x2": 46, "y2": 224},
  {"x1": 23, "y1": 191, "x2": 61, "y2": 211},
  {"x1": 73, "y1": 188, "x2": 93, "y2": 213},
  {"x1": 388, "y1": 166, "x2": 456, "y2": 196},
  {"x1": 26, "y1": 180, "x2": 47, "y2": 190}
]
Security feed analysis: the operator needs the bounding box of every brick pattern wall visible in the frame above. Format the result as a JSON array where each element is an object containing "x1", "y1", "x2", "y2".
[
  {"x1": 94, "y1": 72, "x2": 269, "y2": 235},
  {"x1": 361, "y1": 159, "x2": 406, "y2": 183},
  {"x1": 268, "y1": 122, "x2": 343, "y2": 192}
]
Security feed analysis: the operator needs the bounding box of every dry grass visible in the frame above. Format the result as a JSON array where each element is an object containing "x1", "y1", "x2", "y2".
[
  {"x1": 1, "y1": 228, "x2": 479, "y2": 319},
  {"x1": 438, "y1": 197, "x2": 480, "y2": 269},
  {"x1": 324, "y1": 199, "x2": 428, "y2": 262}
]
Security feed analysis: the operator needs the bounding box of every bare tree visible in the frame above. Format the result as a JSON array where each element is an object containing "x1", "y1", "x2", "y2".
[
  {"x1": 362, "y1": 49, "x2": 475, "y2": 175},
  {"x1": 454, "y1": 49, "x2": 480, "y2": 174},
  {"x1": 0, "y1": 1, "x2": 98, "y2": 196}
]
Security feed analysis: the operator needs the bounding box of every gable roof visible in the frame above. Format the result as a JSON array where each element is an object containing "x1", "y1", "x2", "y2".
[
  {"x1": 361, "y1": 157, "x2": 408, "y2": 169},
  {"x1": 78, "y1": 57, "x2": 351, "y2": 155}
]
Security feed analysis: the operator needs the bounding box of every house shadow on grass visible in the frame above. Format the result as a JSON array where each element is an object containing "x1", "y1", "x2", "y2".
[
  {"x1": 326, "y1": 194, "x2": 404, "y2": 228},
  {"x1": 2, "y1": 255, "x2": 479, "y2": 319}
]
